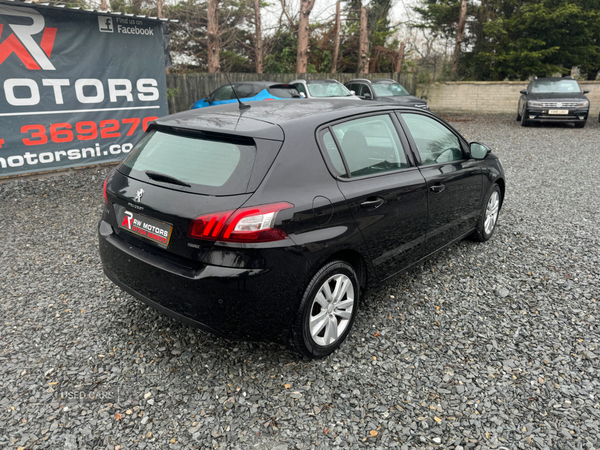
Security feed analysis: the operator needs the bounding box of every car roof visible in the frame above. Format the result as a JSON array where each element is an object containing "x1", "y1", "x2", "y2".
[
  {"x1": 532, "y1": 77, "x2": 576, "y2": 82},
  {"x1": 156, "y1": 99, "x2": 425, "y2": 141},
  {"x1": 227, "y1": 81, "x2": 294, "y2": 87},
  {"x1": 289, "y1": 79, "x2": 342, "y2": 84},
  {"x1": 346, "y1": 78, "x2": 397, "y2": 85}
]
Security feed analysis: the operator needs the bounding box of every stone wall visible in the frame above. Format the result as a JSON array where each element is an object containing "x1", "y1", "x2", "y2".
[{"x1": 417, "y1": 81, "x2": 600, "y2": 117}]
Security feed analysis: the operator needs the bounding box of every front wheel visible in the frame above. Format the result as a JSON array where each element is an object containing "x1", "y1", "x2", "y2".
[
  {"x1": 516, "y1": 106, "x2": 522, "y2": 121},
  {"x1": 575, "y1": 121, "x2": 586, "y2": 129},
  {"x1": 472, "y1": 184, "x2": 502, "y2": 242},
  {"x1": 520, "y1": 109, "x2": 529, "y2": 127},
  {"x1": 291, "y1": 261, "x2": 359, "y2": 358}
]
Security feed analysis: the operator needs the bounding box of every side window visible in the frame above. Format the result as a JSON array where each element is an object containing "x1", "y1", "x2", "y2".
[
  {"x1": 401, "y1": 114, "x2": 463, "y2": 165},
  {"x1": 322, "y1": 131, "x2": 346, "y2": 176},
  {"x1": 213, "y1": 85, "x2": 234, "y2": 101},
  {"x1": 330, "y1": 114, "x2": 409, "y2": 177},
  {"x1": 234, "y1": 84, "x2": 255, "y2": 98},
  {"x1": 295, "y1": 83, "x2": 307, "y2": 96}
]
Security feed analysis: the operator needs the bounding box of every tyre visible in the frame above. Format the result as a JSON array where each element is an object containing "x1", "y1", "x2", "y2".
[
  {"x1": 575, "y1": 121, "x2": 586, "y2": 129},
  {"x1": 520, "y1": 109, "x2": 529, "y2": 127},
  {"x1": 516, "y1": 107, "x2": 522, "y2": 121},
  {"x1": 472, "y1": 184, "x2": 501, "y2": 242},
  {"x1": 291, "y1": 261, "x2": 359, "y2": 358}
]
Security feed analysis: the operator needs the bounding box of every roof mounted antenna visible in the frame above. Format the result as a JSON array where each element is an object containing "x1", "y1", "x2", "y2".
[{"x1": 224, "y1": 73, "x2": 250, "y2": 111}]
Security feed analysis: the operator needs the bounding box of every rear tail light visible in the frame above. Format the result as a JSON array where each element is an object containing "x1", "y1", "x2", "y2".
[
  {"x1": 103, "y1": 177, "x2": 108, "y2": 204},
  {"x1": 189, "y1": 202, "x2": 293, "y2": 243},
  {"x1": 263, "y1": 98, "x2": 274, "y2": 101}
]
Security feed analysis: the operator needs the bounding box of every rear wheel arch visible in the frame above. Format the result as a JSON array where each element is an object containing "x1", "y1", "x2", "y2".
[{"x1": 323, "y1": 249, "x2": 369, "y2": 294}]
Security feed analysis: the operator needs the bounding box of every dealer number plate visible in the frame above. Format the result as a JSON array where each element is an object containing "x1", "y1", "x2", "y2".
[
  {"x1": 549, "y1": 109, "x2": 569, "y2": 115},
  {"x1": 117, "y1": 208, "x2": 172, "y2": 247}
]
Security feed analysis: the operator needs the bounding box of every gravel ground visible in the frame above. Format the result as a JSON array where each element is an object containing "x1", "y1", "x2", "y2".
[{"x1": 1, "y1": 114, "x2": 599, "y2": 450}]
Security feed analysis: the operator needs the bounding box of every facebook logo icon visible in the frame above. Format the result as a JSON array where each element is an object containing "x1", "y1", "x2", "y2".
[{"x1": 98, "y1": 16, "x2": 113, "y2": 33}]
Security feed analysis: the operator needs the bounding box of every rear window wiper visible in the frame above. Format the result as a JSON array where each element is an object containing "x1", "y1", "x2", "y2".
[{"x1": 145, "y1": 170, "x2": 191, "y2": 187}]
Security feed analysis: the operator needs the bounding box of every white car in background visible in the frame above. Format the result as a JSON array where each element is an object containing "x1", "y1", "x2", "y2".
[{"x1": 289, "y1": 79, "x2": 358, "y2": 100}]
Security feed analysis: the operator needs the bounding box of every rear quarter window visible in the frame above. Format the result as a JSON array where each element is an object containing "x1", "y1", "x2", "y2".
[{"x1": 119, "y1": 130, "x2": 257, "y2": 195}]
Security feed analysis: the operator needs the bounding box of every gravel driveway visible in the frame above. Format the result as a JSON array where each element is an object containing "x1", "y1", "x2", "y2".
[{"x1": 1, "y1": 114, "x2": 599, "y2": 450}]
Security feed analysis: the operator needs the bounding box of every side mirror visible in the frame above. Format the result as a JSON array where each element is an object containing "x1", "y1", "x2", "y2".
[
  {"x1": 350, "y1": 90, "x2": 356, "y2": 95},
  {"x1": 519, "y1": 89, "x2": 527, "y2": 95},
  {"x1": 299, "y1": 92, "x2": 306, "y2": 98},
  {"x1": 470, "y1": 142, "x2": 490, "y2": 160},
  {"x1": 205, "y1": 97, "x2": 212, "y2": 105},
  {"x1": 583, "y1": 89, "x2": 590, "y2": 94},
  {"x1": 362, "y1": 92, "x2": 372, "y2": 100}
]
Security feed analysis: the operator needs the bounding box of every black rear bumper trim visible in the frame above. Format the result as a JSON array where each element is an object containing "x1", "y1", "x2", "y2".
[{"x1": 104, "y1": 268, "x2": 229, "y2": 339}]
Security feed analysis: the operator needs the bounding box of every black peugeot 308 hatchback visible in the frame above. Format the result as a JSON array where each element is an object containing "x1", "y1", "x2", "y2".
[{"x1": 99, "y1": 99, "x2": 505, "y2": 358}]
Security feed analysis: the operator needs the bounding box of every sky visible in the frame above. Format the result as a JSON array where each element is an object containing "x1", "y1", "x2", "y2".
[{"x1": 261, "y1": 0, "x2": 419, "y2": 34}]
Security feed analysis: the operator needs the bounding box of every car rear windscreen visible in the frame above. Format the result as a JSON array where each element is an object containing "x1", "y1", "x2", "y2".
[{"x1": 119, "y1": 130, "x2": 256, "y2": 195}]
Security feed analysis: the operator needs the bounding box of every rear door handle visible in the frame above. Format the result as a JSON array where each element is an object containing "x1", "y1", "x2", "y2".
[
  {"x1": 360, "y1": 197, "x2": 385, "y2": 210},
  {"x1": 430, "y1": 183, "x2": 445, "y2": 193}
]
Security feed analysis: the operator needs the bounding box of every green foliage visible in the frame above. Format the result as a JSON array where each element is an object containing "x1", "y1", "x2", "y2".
[{"x1": 415, "y1": 0, "x2": 600, "y2": 80}]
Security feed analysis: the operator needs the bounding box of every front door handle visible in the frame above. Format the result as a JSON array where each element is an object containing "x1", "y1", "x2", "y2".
[
  {"x1": 430, "y1": 183, "x2": 445, "y2": 193},
  {"x1": 360, "y1": 197, "x2": 385, "y2": 210}
]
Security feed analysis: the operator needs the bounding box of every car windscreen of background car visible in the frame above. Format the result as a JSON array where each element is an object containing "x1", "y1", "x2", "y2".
[
  {"x1": 307, "y1": 82, "x2": 352, "y2": 97},
  {"x1": 373, "y1": 83, "x2": 410, "y2": 97},
  {"x1": 119, "y1": 130, "x2": 256, "y2": 195},
  {"x1": 267, "y1": 85, "x2": 300, "y2": 98},
  {"x1": 531, "y1": 80, "x2": 581, "y2": 93}
]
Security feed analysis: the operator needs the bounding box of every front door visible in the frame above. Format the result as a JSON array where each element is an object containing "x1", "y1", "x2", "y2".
[{"x1": 398, "y1": 112, "x2": 483, "y2": 254}]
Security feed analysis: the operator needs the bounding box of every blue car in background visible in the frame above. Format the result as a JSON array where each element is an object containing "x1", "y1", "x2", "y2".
[{"x1": 191, "y1": 81, "x2": 302, "y2": 109}]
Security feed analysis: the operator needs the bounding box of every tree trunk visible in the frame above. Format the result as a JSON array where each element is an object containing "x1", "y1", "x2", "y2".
[
  {"x1": 254, "y1": 0, "x2": 263, "y2": 73},
  {"x1": 296, "y1": 0, "x2": 316, "y2": 73},
  {"x1": 207, "y1": 0, "x2": 220, "y2": 73},
  {"x1": 331, "y1": 1, "x2": 341, "y2": 74},
  {"x1": 451, "y1": 0, "x2": 467, "y2": 78},
  {"x1": 100, "y1": 0, "x2": 108, "y2": 11},
  {"x1": 587, "y1": 68, "x2": 600, "y2": 80},
  {"x1": 395, "y1": 40, "x2": 406, "y2": 73},
  {"x1": 358, "y1": 7, "x2": 369, "y2": 74},
  {"x1": 157, "y1": 0, "x2": 164, "y2": 18}
]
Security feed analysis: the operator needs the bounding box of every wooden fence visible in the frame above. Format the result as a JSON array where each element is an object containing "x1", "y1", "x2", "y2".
[{"x1": 165, "y1": 72, "x2": 417, "y2": 114}]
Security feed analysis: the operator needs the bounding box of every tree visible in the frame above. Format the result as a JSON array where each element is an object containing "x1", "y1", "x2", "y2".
[
  {"x1": 253, "y1": 0, "x2": 263, "y2": 73},
  {"x1": 207, "y1": 0, "x2": 220, "y2": 72},
  {"x1": 416, "y1": 0, "x2": 600, "y2": 80},
  {"x1": 451, "y1": 0, "x2": 467, "y2": 77},
  {"x1": 297, "y1": 0, "x2": 316, "y2": 73}
]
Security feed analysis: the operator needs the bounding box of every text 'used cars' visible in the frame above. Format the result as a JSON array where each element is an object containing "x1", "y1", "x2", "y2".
[{"x1": 99, "y1": 100, "x2": 505, "y2": 358}]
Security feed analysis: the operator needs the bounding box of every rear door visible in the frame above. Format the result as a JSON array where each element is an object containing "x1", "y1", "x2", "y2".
[
  {"x1": 319, "y1": 113, "x2": 428, "y2": 280},
  {"x1": 398, "y1": 112, "x2": 483, "y2": 254}
]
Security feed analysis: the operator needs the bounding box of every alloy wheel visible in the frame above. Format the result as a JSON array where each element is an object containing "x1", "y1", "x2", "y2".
[
  {"x1": 484, "y1": 191, "x2": 500, "y2": 235},
  {"x1": 309, "y1": 274, "x2": 354, "y2": 347}
]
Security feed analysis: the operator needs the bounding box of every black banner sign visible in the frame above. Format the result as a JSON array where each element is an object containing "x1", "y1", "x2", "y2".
[{"x1": 0, "y1": 2, "x2": 169, "y2": 177}]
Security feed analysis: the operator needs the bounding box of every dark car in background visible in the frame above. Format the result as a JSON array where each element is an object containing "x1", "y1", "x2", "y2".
[
  {"x1": 99, "y1": 100, "x2": 505, "y2": 358},
  {"x1": 517, "y1": 77, "x2": 590, "y2": 127},
  {"x1": 190, "y1": 81, "x2": 301, "y2": 109},
  {"x1": 345, "y1": 78, "x2": 429, "y2": 110}
]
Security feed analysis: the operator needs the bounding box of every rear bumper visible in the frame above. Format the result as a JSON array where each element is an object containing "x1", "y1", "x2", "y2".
[{"x1": 98, "y1": 220, "x2": 310, "y2": 341}]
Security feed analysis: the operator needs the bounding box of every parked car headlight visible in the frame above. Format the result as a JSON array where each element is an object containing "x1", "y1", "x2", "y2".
[
  {"x1": 528, "y1": 101, "x2": 543, "y2": 107},
  {"x1": 576, "y1": 101, "x2": 589, "y2": 108}
]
